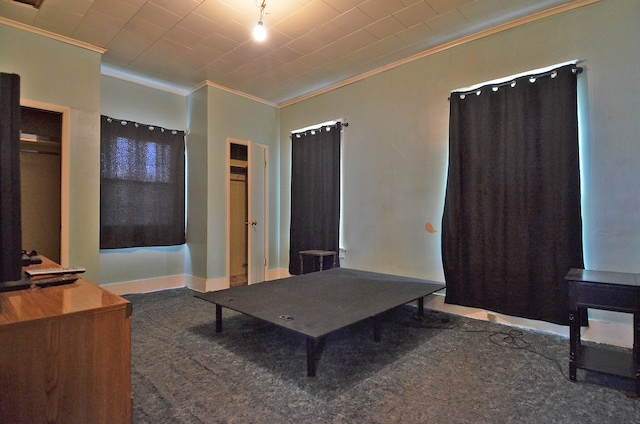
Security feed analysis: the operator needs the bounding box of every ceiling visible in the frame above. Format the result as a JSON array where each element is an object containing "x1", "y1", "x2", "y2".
[{"x1": 0, "y1": 0, "x2": 584, "y2": 105}]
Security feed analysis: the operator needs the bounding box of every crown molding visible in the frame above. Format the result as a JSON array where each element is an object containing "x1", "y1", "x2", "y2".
[
  {"x1": 101, "y1": 67, "x2": 190, "y2": 96},
  {"x1": 277, "y1": 0, "x2": 600, "y2": 108},
  {"x1": 1, "y1": 0, "x2": 600, "y2": 108},
  {"x1": 189, "y1": 80, "x2": 277, "y2": 108},
  {"x1": 0, "y1": 17, "x2": 105, "y2": 54}
]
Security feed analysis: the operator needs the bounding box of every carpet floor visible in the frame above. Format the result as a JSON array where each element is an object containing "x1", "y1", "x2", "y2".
[{"x1": 125, "y1": 288, "x2": 640, "y2": 423}]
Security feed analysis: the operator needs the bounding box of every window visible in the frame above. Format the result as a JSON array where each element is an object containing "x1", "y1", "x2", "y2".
[
  {"x1": 289, "y1": 121, "x2": 342, "y2": 274},
  {"x1": 442, "y1": 64, "x2": 584, "y2": 325},
  {"x1": 100, "y1": 115, "x2": 185, "y2": 249}
]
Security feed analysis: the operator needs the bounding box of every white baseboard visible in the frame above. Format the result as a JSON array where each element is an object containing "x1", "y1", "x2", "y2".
[
  {"x1": 268, "y1": 267, "x2": 291, "y2": 280},
  {"x1": 102, "y1": 274, "x2": 186, "y2": 296},
  {"x1": 424, "y1": 293, "x2": 633, "y2": 349},
  {"x1": 102, "y1": 274, "x2": 229, "y2": 295},
  {"x1": 102, "y1": 268, "x2": 633, "y2": 349}
]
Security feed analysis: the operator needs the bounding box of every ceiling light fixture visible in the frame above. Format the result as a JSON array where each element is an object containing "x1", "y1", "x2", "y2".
[{"x1": 253, "y1": 0, "x2": 267, "y2": 42}]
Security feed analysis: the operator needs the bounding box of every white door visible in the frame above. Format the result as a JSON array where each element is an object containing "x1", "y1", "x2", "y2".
[{"x1": 247, "y1": 143, "x2": 267, "y2": 284}]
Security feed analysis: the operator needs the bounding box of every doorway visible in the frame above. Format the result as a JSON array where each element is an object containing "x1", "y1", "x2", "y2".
[
  {"x1": 227, "y1": 139, "x2": 268, "y2": 287},
  {"x1": 229, "y1": 142, "x2": 248, "y2": 287},
  {"x1": 20, "y1": 106, "x2": 62, "y2": 263}
]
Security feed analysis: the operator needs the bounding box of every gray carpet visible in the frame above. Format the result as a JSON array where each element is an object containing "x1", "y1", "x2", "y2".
[{"x1": 125, "y1": 288, "x2": 640, "y2": 423}]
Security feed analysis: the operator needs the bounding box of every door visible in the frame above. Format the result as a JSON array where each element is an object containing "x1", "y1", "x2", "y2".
[
  {"x1": 20, "y1": 106, "x2": 62, "y2": 263},
  {"x1": 247, "y1": 143, "x2": 267, "y2": 284}
]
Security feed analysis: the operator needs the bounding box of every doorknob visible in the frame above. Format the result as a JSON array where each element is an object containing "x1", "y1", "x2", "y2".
[{"x1": 245, "y1": 221, "x2": 257, "y2": 226}]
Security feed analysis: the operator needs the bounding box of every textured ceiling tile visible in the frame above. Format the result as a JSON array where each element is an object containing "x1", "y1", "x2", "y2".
[
  {"x1": 149, "y1": 0, "x2": 202, "y2": 17},
  {"x1": 272, "y1": 12, "x2": 312, "y2": 40},
  {"x1": 308, "y1": 21, "x2": 349, "y2": 45},
  {"x1": 250, "y1": 54, "x2": 285, "y2": 71},
  {"x1": 426, "y1": 9, "x2": 469, "y2": 34},
  {"x1": 72, "y1": 9, "x2": 125, "y2": 46},
  {"x1": 358, "y1": 0, "x2": 406, "y2": 21},
  {"x1": 395, "y1": 22, "x2": 436, "y2": 45},
  {"x1": 259, "y1": 29, "x2": 293, "y2": 50},
  {"x1": 426, "y1": 0, "x2": 475, "y2": 15},
  {"x1": 0, "y1": 0, "x2": 577, "y2": 103},
  {"x1": 164, "y1": 25, "x2": 206, "y2": 46},
  {"x1": 200, "y1": 32, "x2": 239, "y2": 52},
  {"x1": 123, "y1": 16, "x2": 166, "y2": 40},
  {"x1": 393, "y1": 1, "x2": 438, "y2": 28},
  {"x1": 299, "y1": 0, "x2": 341, "y2": 27},
  {"x1": 89, "y1": 0, "x2": 140, "y2": 22},
  {"x1": 216, "y1": 20, "x2": 251, "y2": 43},
  {"x1": 279, "y1": 59, "x2": 315, "y2": 76},
  {"x1": 218, "y1": 48, "x2": 254, "y2": 67},
  {"x1": 193, "y1": 0, "x2": 242, "y2": 26},
  {"x1": 331, "y1": 7, "x2": 375, "y2": 33},
  {"x1": 106, "y1": 30, "x2": 154, "y2": 61},
  {"x1": 42, "y1": 0, "x2": 94, "y2": 15},
  {"x1": 459, "y1": 0, "x2": 507, "y2": 24},
  {"x1": 177, "y1": 11, "x2": 222, "y2": 37},
  {"x1": 234, "y1": 39, "x2": 273, "y2": 58},
  {"x1": 322, "y1": 0, "x2": 364, "y2": 14},
  {"x1": 0, "y1": 2, "x2": 37, "y2": 25},
  {"x1": 137, "y1": 2, "x2": 182, "y2": 29},
  {"x1": 286, "y1": 32, "x2": 326, "y2": 54},
  {"x1": 32, "y1": 10, "x2": 83, "y2": 36},
  {"x1": 269, "y1": 45, "x2": 305, "y2": 63},
  {"x1": 364, "y1": 15, "x2": 406, "y2": 39}
]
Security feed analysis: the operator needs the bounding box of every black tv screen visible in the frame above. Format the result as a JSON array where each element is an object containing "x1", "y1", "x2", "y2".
[{"x1": 0, "y1": 72, "x2": 25, "y2": 289}]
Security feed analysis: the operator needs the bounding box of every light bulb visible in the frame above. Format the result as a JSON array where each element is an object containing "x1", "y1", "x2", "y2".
[{"x1": 253, "y1": 21, "x2": 266, "y2": 41}]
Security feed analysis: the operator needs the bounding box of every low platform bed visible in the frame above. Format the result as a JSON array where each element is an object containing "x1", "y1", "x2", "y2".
[{"x1": 196, "y1": 268, "x2": 445, "y2": 376}]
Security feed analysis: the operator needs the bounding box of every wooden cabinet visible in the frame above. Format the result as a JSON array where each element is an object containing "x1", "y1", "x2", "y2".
[{"x1": 0, "y1": 259, "x2": 132, "y2": 423}]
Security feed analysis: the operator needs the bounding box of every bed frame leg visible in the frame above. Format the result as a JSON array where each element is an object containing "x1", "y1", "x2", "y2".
[
  {"x1": 307, "y1": 338, "x2": 316, "y2": 377},
  {"x1": 418, "y1": 297, "x2": 424, "y2": 318},
  {"x1": 373, "y1": 318, "x2": 381, "y2": 342},
  {"x1": 215, "y1": 304, "x2": 222, "y2": 333}
]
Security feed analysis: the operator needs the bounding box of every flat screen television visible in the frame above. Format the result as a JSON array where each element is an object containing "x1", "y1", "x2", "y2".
[{"x1": 0, "y1": 72, "x2": 29, "y2": 292}]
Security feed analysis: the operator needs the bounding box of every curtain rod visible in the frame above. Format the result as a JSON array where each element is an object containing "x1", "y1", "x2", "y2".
[
  {"x1": 290, "y1": 121, "x2": 348, "y2": 138},
  {"x1": 450, "y1": 65, "x2": 583, "y2": 100}
]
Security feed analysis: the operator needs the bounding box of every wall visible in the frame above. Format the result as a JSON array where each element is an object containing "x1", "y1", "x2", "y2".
[
  {"x1": 0, "y1": 22, "x2": 102, "y2": 281},
  {"x1": 99, "y1": 75, "x2": 187, "y2": 286},
  {"x1": 188, "y1": 85, "x2": 279, "y2": 289},
  {"x1": 279, "y1": 0, "x2": 640, "y2": 344}
]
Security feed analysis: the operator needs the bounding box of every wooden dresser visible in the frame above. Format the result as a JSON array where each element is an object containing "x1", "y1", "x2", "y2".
[{"x1": 0, "y1": 258, "x2": 132, "y2": 423}]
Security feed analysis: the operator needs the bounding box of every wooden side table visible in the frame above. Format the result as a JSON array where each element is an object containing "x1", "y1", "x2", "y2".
[
  {"x1": 299, "y1": 250, "x2": 337, "y2": 275},
  {"x1": 565, "y1": 268, "x2": 640, "y2": 396}
]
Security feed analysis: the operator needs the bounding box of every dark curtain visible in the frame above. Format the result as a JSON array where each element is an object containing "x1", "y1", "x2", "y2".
[
  {"x1": 442, "y1": 64, "x2": 584, "y2": 325},
  {"x1": 289, "y1": 123, "x2": 341, "y2": 274},
  {"x1": 100, "y1": 115, "x2": 185, "y2": 249}
]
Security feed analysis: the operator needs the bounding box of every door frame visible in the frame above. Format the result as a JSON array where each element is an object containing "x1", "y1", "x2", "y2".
[
  {"x1": 20, "y1": 99, "x2": 70, "y2": 266},
  {"x1": 226, "y1": 138, "x2": 268, "y2": 286}
]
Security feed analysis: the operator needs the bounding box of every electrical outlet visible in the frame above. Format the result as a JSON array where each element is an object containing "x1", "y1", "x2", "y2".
[
  {"x1": 487, "y1": 312, "x2": 497, "y2": 322},
  {"x1": 339, "y1": 248, "x2": 346, "y2": 259}
]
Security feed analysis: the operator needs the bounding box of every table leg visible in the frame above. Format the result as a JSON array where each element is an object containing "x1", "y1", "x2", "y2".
[
  {"x1": 417, "y1": 297, "x2": 424, "y2": 318},
  {"x1": 215, "y1": 304, "x2": 222, "y2": 333},
  {"x1": 307, "y1": 337, "x2": 316, "y2": 377},
  {"x1": 569, "y1": 308, "x2": 578, "y2": 381},
  {"x1": 319, "y1": 257, "x2": 324, "y2": 272},
  {"x1": 331, "y1": 253, "x2": 336, "y2": 269}
]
